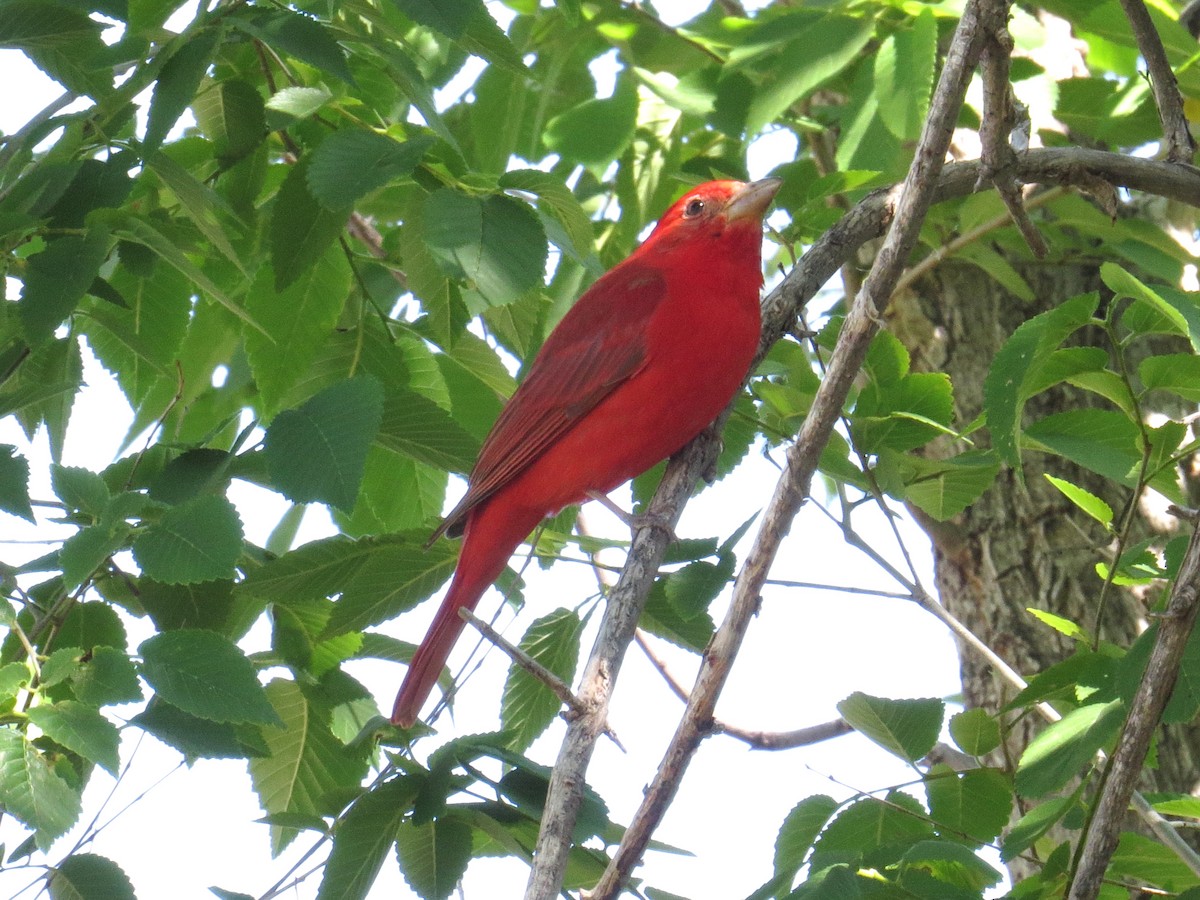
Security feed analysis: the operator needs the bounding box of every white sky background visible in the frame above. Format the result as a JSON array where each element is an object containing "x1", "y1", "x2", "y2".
[{"x1": 0, "y1": 2, "x2": 966, "y2": 897}]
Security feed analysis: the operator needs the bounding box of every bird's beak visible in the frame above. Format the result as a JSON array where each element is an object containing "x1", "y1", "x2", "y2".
[{"x1": 725, "y1": 177, "x2": 783, "y2": 223}]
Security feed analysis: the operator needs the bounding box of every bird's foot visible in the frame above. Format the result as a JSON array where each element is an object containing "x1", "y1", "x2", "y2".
[{"x1": 585, "y1": 491, "x2": 677, "y2": 543}]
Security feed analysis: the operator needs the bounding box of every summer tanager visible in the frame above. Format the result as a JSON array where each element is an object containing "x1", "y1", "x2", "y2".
[{"x1": 391, "y1": 177, "x2": 782, "y2": 727}]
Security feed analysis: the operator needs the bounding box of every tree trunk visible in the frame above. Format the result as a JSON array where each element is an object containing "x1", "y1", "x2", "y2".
[{"x1": 890, "y1": 256, "x2": 1200, "y2": 870}]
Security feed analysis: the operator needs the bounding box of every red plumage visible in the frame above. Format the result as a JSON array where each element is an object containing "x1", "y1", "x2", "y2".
[{"x1": 391, "y1": 178, "x2": 781, "y2": 727}]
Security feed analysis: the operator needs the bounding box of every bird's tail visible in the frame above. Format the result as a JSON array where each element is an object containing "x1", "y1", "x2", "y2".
[{"x1": 390, "y1": 499, "x2": 541, "y2": 727}]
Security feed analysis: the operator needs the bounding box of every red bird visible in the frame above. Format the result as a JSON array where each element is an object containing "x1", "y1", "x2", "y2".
[{"x1": 391, "y1": 178, "x2": 782, "y2": 727}]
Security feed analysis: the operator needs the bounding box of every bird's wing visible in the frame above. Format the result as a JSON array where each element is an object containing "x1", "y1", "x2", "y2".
[{"x1": 432, "y1": 263, "x2": 667, "y2": 540}]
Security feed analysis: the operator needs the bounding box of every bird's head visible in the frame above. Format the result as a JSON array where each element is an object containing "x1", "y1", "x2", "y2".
[{"x1": 646, "y1": 178, "x2": 783, "y2": 247}]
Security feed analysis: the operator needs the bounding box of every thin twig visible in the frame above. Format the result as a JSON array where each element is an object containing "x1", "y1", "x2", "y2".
[
  {"x1": 583, "y1": 2, "x2": 994, "y2": 895},
  {"x1": 1117, "y1": 0, "x2": 1196, "y2": 164},
  {"x1": 525, "y1": 150, "x2": 1200, "y2": 900},
  {"x1": 1068, "y1": 523, "x2": 1200, "y2": 899},
  {"x1": 976, "y1": 7, "x2": 1048, "y2": 257}
]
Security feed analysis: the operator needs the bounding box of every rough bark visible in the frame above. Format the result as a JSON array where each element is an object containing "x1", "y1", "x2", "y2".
[{"x1": 890, "y1": 257, "x2": 1200, "y2": 873}]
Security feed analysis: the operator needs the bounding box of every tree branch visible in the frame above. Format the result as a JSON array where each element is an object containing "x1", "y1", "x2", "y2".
[
  {"x1": 525, "y1": 126, "x2": 1200, "y2": 900},
  {"x1": 1068, "y1": 517, "x2": 1200, "y2": 900},
  {"x1": 583, "y1": 1, "x2": 994, "y2": 895},
  {"x1": 1117, "y1": 0, "x2": 1196, "y2": 163}
]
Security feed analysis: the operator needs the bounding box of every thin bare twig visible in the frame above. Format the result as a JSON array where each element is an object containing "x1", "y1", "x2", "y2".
[
  {"x1": 976, "y1": 7, "x2": 1048, "y2": 257},
  {"x1": 525, "y1": 143, "x2": 1200, "y2": 900},
  {"x1": 1068, "y1": 521, "x2": 1200, "y2": 899},
  {"x1": 1117, "y1": 0, "x2": 1196, "y2": 164},
  {"x1": 459, "y1": 608, "x2": 617, "y2": 744},
  {"x1": 582, "y1": 2, "x2": 995, "y2": 895}
]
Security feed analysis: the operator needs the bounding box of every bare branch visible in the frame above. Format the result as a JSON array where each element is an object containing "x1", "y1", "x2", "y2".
[
  {"x1": 583, "y1": 2, "x2": 995, "y2": 895},
  {"x1": 717, "y1": 718, "x2": 853, "y2": 750},
  {"x1": 1068, "y1": 524, "x2": 1200, "y2": 899},
  {"x1": 977, "y1": 7, "x2": 1048, "y2": 257},
  {"x1": 526, "y1": 140, "x2": 1200, "y2": 900},
  {"x1": 1117, "y1": 0, "x2": 1196, "y2": 163}
]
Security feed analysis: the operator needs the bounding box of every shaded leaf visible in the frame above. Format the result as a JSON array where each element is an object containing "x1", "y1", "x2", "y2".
[
  {"x1": 394, "y1": 817, "x2": 474, "y2": 900},
  {"x1": 139, "y1": 629, "x2": 280, "y2": 726},
  {"x1": 265, "y1": 377, "x2": 384, "y2": 512},
  {"x1": 837, "y1": 693, "x2": 944, "y2": 763},
  {"x1": 307, "y1": 131, "x2": 434, "y2": 209},
  {"x1": 501, "y1": 608, "x2": 584, "y2": 753},
  {"x1": 133, "y1": 494, "x2": 243, "y2": 584},
  {"x1": 316, "y1": 778, "x2": 419, "y2": 900},
  {"x1": 47, "y1": 853, "x2": 135, "y2": 900},
  {"x1": 27, "y1": 701, "x2": 120, "y2": 775}
]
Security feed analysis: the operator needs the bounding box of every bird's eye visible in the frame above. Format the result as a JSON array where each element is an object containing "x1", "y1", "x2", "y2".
[{"x1": 683, "y1": 197, "x2": 706, "y2": 218}]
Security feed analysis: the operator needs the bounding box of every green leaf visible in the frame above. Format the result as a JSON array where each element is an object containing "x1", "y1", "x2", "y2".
[
  {"x1": 391, "y1": 0, "x2": 475, "y2": 37},
  {"x1": 265, "y1": 377, "x2": 384, "y2": 512},
  {"x1": 1119, "y1": 622, "x2": 1200, "y2": 725},
  {"x1": 133, "y1": 494, "x2": 244, "y2": 584},
  {"x1": 898, "y1": 840, "x2": 1003, "y2": 893},
  {"x1": 138, "y1": 577, "x2": 234, "y2": 635},
  {"x1": 773, "y1": 794, "x2": 840, "y2": 888},
  {"x1": 110, "y1": 213, "x2": 264, "y2": 335},
  {"x1": 0, "y1": 728, "x2": 81, "y2": 849},
  {"x1": 948, "y1": 708, "x2": 1001, "y2": 757},
  {"x1": 640, "y1": 579, "x2": 715, "y2": 653},
  {"x1": 231, "y1": 9, "x2": 353, "y2": 84},
  {"x1": 60, "y1": 524, "x2": 130, "y2": 592},
  {"x1": 874, "y1": 8, "x2": 936, "y2": 141},
  {"x1": 248, "y1": 679, "x2": 369, "y2": 855},
  {"x1": 47, "y1": 853, "x2": 135, "y2": 900},
  {"x1": 1139, "y1": 354, "x2": 1200, "y2": 402},
  {"x1": 50, "y1": 464, "x2": 109, "y2": 517},
  {"x1": 0, "y1": 0, "x2": 101, "y2": 51},
  {"x1": 1001, "y1": 794, "x2": 1077, "y2": 861},
  {"x1": 72, "y1": 646, "x2": 142, "y2": 706},
  {"x1": 1102, "y1": 262, "x2": 1189, "y2": 341},
  {"x1": 744, "y1": 15, "x2": 874, "y2": 134},
  {"x1": 544, "y1": 77, "x2": 638, "y2": 167},
  {"x1": 983, "y1": 292, "x2": 1100, "y2": 468},
  {"x1": 1015, "y1": 699, "x2": 1124, "y2": 797},
  {"x1": 192, "y1": 78, "x2": 266, "y2": 169},
  {"x1": 423, "y1": 189, "x2": 547, "y2": 306},
  {"x1": 18, "y1": 230, "x2": 111, "y2": 344},
  {"x1": 139, "y1": 629, "x2": 281, "y2": 726},
  {"x1": 130, "y1": 699, "x2": 268, "y2": 761},
  {"x1": 145, "y1": 28, "x2": 222, "y2": 153},
  {"x1": 498, "y1": 169, "x2": 595, "y2": 259},
  {"x1": 375, "y1": 386, "x2": 481, "y2": 473},
  {"x1": 1027, "y1": 607, "x2": 1090, "y2": 643},
  {"x1": 27, "y1": 701, "x2": 120, "y2": 775},
  {"x1": 925, "y1": 764, "x2": 1012, "y2": 844},
  {"x1": 1023, "y1": 409, "x2": 1141, "y2": 485},
  {"x1": 143, "y1": 151, "x2": 246, "y2": 273},
  {"x1": 394, "y1": 816, "x2": 474, "y2": 900},
  {"x1": 0, "y1": 445, "x2": 35, "y2": 522},
  {"x1": 245, "y1": 245, "x2": 352, "y2": 416},
  {"x1": 238, "y1": 533, "x2": 458, "y2": 636},
  {"x1": 265, "y1": 85, "x2": 333, "y2": 122},
  {"x1": 501, "y1": 608, "x2": 584, "y2": 753},
  {"x1": 1044, "y1": 474, "x2": 1113, "y2": 528},
  {"x1": 1109, "y1": 831, "x2": 1200, "y2": 893},
  {"x1": 316, "y1": 778, "x2": 419, "y2": 900},
  {"x1": 810, "y1": 791, "x2": 934, "y2": 872},
  {"x1": 663, "y1": 560, "x2": 730, "y2": 620},
  {"x1": 836, "y1": 692, "x2": 944, "y2": 763},
  {"x1": 269, "y1": 157, "x2": 350, "y2": 292},
  {"x1": 876, "y1": 450, "x2": 1000, "y2": 522},
  {"x1": 307, "y1": 131, "x2": 434, "y2": 209}
]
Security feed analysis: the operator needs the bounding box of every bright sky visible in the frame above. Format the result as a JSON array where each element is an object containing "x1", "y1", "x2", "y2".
[{"x1": 0, "y1": 3, "x2": 967, "y2": 898}]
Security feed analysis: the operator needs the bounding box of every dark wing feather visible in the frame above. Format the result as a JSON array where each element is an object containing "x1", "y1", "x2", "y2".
[{"x1": 431, "y1": 264, "x2": 667, "y2": 541}]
